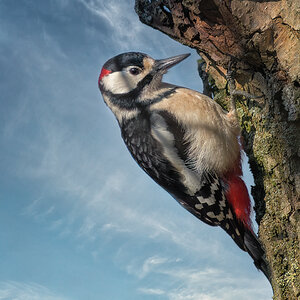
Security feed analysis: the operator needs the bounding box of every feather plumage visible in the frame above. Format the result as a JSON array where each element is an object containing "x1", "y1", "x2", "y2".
[{"x1": 98, "y1": 52, "x2": 272, "y2": 283}]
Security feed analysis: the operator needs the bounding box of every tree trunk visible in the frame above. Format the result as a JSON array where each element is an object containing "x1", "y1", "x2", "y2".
[{"x1": 135, "y1": 1, "x2": 300, "y2": 299}]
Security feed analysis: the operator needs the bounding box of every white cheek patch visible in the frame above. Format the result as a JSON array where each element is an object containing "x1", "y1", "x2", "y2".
[{"x1": 102, "y1": 71, "x2": 138, "y2": 94}]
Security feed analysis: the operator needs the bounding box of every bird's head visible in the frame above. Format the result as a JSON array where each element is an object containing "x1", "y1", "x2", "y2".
[
  {"x1": 98, "y1": 52, "x2": 190, "y2": 122},
  {"x1": 99, "y1": 52, "x2": 190, "y2": 96}
]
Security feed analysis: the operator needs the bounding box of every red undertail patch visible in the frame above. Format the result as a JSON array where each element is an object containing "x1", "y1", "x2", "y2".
[
  {"x1": 98, "y1": 68, "x2": 111, "y2": 86},
  {"x1": 224, "y1": 163, "x2": 252, "y2": 229}
]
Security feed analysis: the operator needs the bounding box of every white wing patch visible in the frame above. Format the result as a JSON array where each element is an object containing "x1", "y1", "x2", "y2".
[{"x1": 150, "y1": 113, "x2": 201, "y2": 195}]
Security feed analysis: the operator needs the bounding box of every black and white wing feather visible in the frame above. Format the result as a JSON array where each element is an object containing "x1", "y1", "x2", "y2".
[{"x1": 122, "y1": 110, "x2": 246, "y2": 250}]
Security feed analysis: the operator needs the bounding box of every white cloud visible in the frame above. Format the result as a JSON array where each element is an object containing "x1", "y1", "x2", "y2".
[
  {"x1": 126, "y1": 255, "x2": 170, "y2": 279},
  {"x1": 132, "y1": 259, "x2": 272, "y2": 300},
  {"x1": 100, "y1": 223, "x2": 131, "y2": 233},
  {"x1": 0, "y1": 281, "x2": 68, "y2": 300},
  {"x1": 138, "y1": 287, "x2": 165, "y2": 295}
]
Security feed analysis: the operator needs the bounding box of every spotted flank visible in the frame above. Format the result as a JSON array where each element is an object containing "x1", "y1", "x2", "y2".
[{"x1": 192, "y1": 174, "x2": 227, "y2": 225}]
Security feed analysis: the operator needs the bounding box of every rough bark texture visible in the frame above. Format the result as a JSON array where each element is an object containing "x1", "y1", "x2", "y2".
[{"x1": 135, "y1": 1, "x2": 300, "y2": 299}]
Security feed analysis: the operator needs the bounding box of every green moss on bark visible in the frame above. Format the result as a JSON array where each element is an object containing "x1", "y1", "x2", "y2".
[{"x1": 210, "y1": 75, "x2": 300, "y2": 300}]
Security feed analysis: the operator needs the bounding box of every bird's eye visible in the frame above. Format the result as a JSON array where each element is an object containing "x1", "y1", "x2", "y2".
[{"x1": 129, "y1": 67, "x2": 141, "y2": 75}]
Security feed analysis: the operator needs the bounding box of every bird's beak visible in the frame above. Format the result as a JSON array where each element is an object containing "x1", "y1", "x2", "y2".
[{"x1": 154, "y1": 53, "x2": 190, "y2": 72}]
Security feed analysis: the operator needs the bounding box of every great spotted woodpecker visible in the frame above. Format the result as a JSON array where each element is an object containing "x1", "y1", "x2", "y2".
[{"x1": 98, "y1": 52, "x2": 271, "y2": 282}]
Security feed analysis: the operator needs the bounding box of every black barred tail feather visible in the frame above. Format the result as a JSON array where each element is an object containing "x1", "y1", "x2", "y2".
[
  {"x1": 221, "y1": 217, "x2": 272, "y2": 283},
  {"x1": 244, "y1": 229, "x2": 272, "y2": 283}
]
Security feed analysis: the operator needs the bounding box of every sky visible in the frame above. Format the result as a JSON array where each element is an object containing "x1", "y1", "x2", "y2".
[{"x1": 0, "y1": 1, "x2": 272, "y2": 299}]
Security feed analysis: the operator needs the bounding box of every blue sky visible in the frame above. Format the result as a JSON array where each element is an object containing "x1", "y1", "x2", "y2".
[{"x1": 0, "y1": 1, "x2": 272, "y2": 299}]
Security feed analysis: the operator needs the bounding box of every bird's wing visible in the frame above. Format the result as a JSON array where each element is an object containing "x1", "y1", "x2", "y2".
[
  {"x1": 148, "y1": 110, "x2": 249, "y2": 249},
  {"x1": 122, "y1": 110, "x2": 246, "y2": 249}
]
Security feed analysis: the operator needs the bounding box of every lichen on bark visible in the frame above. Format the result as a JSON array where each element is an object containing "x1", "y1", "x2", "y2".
[{"x1": 135, "y1": 1, "x2": 300, "y2": 299}]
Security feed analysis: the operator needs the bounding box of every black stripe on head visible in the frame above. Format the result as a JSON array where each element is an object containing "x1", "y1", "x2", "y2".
[
  {"x1": 103, "y1": 52, "x2": 148, "y2": 72},
  {"x1": 104, "y1": 87, "x2": 178, "y2": 111}
]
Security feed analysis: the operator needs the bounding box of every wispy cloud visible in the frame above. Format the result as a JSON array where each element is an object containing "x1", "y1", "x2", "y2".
[
  {"x1": 138, "y1": 287, "x2": 165, "y2": 296},
  {"x1": 0, "y1": 281, "x2": 68, "y2": 300},
  {"x1": 134, "y1": 258, "x2": 272, "y2": 300},
  {"x1": 126, "y1": 255, "x2": 171, "y2": 279},
  {"x1": 78, "y1": 0, "x2": 144, "y2": 50},
  {"x1": 77, "y1": 0, "x2": 172, "y2": 56}
]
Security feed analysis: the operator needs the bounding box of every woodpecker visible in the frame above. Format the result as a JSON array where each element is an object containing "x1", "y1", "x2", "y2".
[{"x1": 98, "y1": 52, "x2": 271, "y2": 282}]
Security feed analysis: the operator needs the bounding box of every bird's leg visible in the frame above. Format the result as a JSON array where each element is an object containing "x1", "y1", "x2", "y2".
[
  {"x1": 226, "y1": 59, "x2": 264, "y2": 112},
  {"x1": 198, "y1": 60, "x2": 213, "y2": 98},
  {"x1": 226, "y1": 60, "x2": 237, "y2": 112}
]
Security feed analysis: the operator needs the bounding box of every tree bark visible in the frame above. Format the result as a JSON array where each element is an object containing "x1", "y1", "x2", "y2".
[{"x1": 135, "y1": 1, "x2": 300, "y2": 299}]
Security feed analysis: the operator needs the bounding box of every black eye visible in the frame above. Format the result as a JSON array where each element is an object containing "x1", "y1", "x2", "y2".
[{"x1": 129, "y1": 67, "x2": 141, "y2": 75}]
